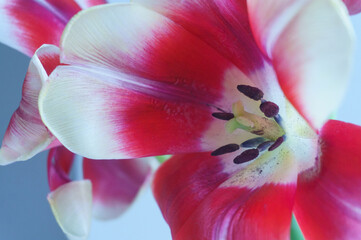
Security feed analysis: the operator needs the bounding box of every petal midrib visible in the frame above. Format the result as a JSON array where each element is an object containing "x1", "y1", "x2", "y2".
[{"x1": 54, "y1": 64, "x2": 224, "y2": 109}]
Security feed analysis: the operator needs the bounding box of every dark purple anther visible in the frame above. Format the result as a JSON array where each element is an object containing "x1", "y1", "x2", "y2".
[
  {"x1": 211, "y1": 144, "x2": 240, "y2": 156},
  {"x1": 268, "y1": 136, "x2": 285, "y2": 151},
  {"x1": 237, "y1": 85, "x2": 264, "y2": 101},
  {"x1": 233, "y1": 149, "x2": 259, "y2": 164},
  {"x1": 257, "y1": 141, "x2": 273, "y2": 152},
  {"x1": 241, "y1": 137, "x2": 266, "y2": 148},
  {"x1": 260, "y1": 101, "x2": 279, "y2": 118},
  {"x1": 212, "y1": 112, "x2": 234, "y2": 121}
]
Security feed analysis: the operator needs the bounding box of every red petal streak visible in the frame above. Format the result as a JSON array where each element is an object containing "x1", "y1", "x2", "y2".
[
  {"x1": 47, "y1": 146, "x2": 75, "y2": 191},
  {"x1": 2, "y1": 1, "x2": 63, "y2": 56},
  {"x1": 136, "y1": 0, "x2": 265, "y2": 74},
  {"x1": 342, "y1": 0, "x2": 361, "y2": 14},
  {"x1": 153, "y1": 153, "x2": 296, "y2": 240},
  {"x1": 294, "y1": 120, "x2": 361, "y2": 240},
  {"x1": 1, "y1": 0, "x2": 90, "y2": 56},
  {"x1": 83, "y1": 158, "x2": 151, "y2": 220}
]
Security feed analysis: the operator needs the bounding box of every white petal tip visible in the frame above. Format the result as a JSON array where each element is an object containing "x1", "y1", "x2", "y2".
[{"x1": 48, "y1": 180, "x2": 92, "y2": 240}]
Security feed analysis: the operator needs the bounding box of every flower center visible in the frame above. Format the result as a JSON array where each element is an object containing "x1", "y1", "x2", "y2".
[{"x1": 211, "y1": 85, "x2": 286, "y2": 164}]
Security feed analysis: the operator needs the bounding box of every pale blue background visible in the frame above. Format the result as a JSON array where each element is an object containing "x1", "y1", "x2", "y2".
[{"x1": 0, "y1": 7, "x2": 361, "y2": 240}]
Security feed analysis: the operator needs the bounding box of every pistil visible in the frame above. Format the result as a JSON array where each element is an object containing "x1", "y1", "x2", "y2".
[
  {"x1": 226, "y1": 101, "x2": 285, "y2": 141},
  {"x1": 211, "y1": 84, "x2": 287, "y2": 165}
]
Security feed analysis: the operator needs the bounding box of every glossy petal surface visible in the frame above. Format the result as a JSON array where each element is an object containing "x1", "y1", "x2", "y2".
[
  {"x1": 40, "y1": 3, "x2": 269, "y2": 159},
  {"x1": 0, "y1": 45, "x2": 60, "y2": 165},
  {"x1": 83, "y1": 158, "x2": 151, "y2": 220},
  {"x1": 48, "y1": 180, "x2": 92, "y2": 240},
  {"x1": 153, "y1": 151, "x2": 298, "y2": 240},
  {"x1": 294, "y1": 120, "x2": 361, "y2": 240},
  {"x1": 248, "y1": 0, "x2": 355, "y2": 129}
]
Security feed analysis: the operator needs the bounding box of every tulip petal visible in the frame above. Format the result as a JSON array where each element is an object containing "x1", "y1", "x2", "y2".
[
  {"x1": 342, "y1": 0, "x2": 361, "y2": 14},
  {"x1": 248, "y1": 0, "x2": 355, "y2": 129},
  {"x1": 134, "y1": 0, "x2": 265, "y2": 75},
  {"x1": 294, "y1": 120, "x2": 361, "y2": 240},
  {"x1": 0, "y1": 0, "x2": 67, "y2": 56},
  {"x1": 0, "y1": 44, "x2": 60, "y2": 165},
  {"x1": 48, "y1": 146, "x2": 75, "y2": 191},
  {"x1": 48, "y1": 180, "x2": 92, "y2": 240},
  {"x1": 74, "y1": 0, "x2": 107, "y2": 9},
  {"x1": 0, "y1": 0, "x2": 111, "y2": 56},
  {"x1": 153, "y1": 149, "x2": 299, "y2": 240},
  {"x1": 40, "y1": 3, "x2": 268, "y2": 159},
  {"x1": 83, "y1": 158, "x2": 151, "y2": 220}
]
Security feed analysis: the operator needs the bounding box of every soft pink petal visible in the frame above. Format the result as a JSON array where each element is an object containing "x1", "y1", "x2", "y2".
[
  {"x1": 248, "y1": 0, "x2": 355, "y2": 129},
  {"x1": 83, "y1": 158, "x2": 151, "y2": 220},
  {"x1": 0, "y1": 45, "x2": 61, "y2": 165},
  {"x1": 47, "y1": 146, "x2": 75, "y2": 191},
  {"x1": 153, "y1": 151, "x2": 298, "y2": 240},
  {"x1": 294, "y1": 120, "x2": 361, "y2": 240},
  {"x1": 342, "y1": 0, "x2": 361, "y2": 14},
  {"x1": 40, "y1": 3, "x2": 267, "y2": 159}
]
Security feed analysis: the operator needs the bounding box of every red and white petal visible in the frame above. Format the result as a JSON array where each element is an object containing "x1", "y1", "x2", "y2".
[
  {"x1": 39, "y1": 3, "x2": 262, "y2": 159},
  {"x1": 0, "y1": 0, "x2": 67, "y2": 56},
  {"x1": 342, "y1": 0, "x2": 361, "y2": 15},
  {"x1": 83, "y1": 158, "x2": 151, "y2": 220},
  {"x1": 153, "y1": 149, "x2": 298, "y2": 240},
  {"x1": 48, "y1": 180, "x2": 92, "y2": 240},
  {"x1": 248, "y1": 0, "x2": 355, "y2": 129},
  {"x1": 0, "y1": 45, "x2": 60, "y2": 165},
  {"x1": 134, "y1": 0, "x2": 265, "y2": 75},
  {"x1": 125, "y1": 1, "x2": 286, "y2": 104},
  {"x1": 47, "y1": 146, "x2": 76, "y2": 192},
  {"x1": 294, "y1": 120, "x2": 361, "y2": 240}
]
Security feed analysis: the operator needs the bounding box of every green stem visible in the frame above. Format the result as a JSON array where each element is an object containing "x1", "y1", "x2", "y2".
[
  {"x1": 155, "y1": 155, "x2": 172, "y2": 164},
  {"x1": 290, "y1": 215, "x2": 304, "y2": 240}
]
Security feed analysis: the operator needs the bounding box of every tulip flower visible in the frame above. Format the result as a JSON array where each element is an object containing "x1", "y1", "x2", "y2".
[
  {"x1": 0, "y1": 1, "x2": 151, "y2": 239},
  {"x1": 37, "y1": 0, "x2": 361, "y2": 239}
]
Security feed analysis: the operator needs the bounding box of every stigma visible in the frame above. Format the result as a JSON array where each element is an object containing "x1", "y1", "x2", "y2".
[{"x1": 211, "y1": 85, "x2": 286, "y2": 164}]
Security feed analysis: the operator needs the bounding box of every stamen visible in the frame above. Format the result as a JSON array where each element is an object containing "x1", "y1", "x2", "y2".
[
  {"x1": 268, "y1": 136, "x2": 285, "y2": 151},
  {"x1": 211, "y1": 144, "x2": 240, "y2": 156},
  {"x1": 241, "y1": 137, "x2": 266, "y2": 148},
  {"x1": 257, "y1": 141, "x2": 273, "y2": 151},
  {"x1": 237, "y1": 85, "x2": 264, "y2": 101},
  {"x1": 233, "y1": 149, "x2": 259, "y2": 164},
  {"x1": 260, "y1": 101, "x2": 279, "y2": 118},
  {"x1": 212, "y1": 112, "x2": 234, "y2": 121}
]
